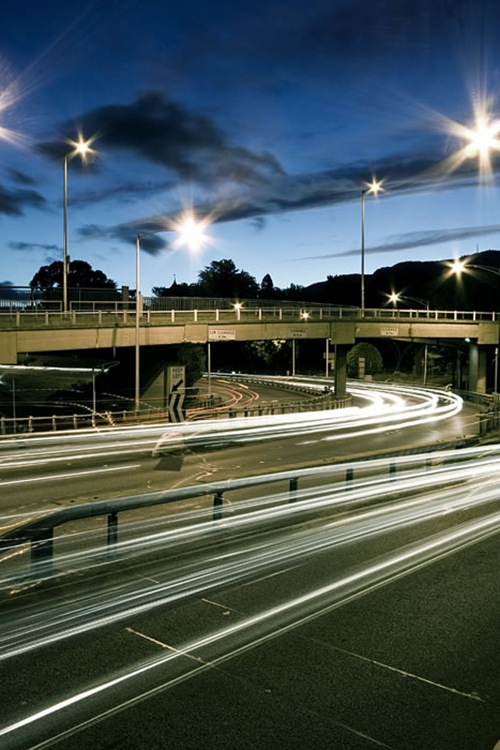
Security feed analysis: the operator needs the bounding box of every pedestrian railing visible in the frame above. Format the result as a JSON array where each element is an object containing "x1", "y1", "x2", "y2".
[{"x1": 1, "y1": 304, "x2": 499, "y2": 329}]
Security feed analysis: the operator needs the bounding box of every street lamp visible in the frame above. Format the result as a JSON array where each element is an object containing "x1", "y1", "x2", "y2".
[
  {"x1": 388, "y1": 292, "x2": 430, "y2": 310},
  {"x1": 389, "y1": 292, "x2": 430, "y2": 385},
  {"x1": 448, "y1": 258, "x2": 500, "y2": 278},
  {"x1": 62, "y1": 136, "x2": 94, "y2": 315},
  {"x1": 361, "y1": 179, "x2": 383, "y2": 315},
  {"x1": 134, "y1": 213, "x2": 208, "y2": 413}
]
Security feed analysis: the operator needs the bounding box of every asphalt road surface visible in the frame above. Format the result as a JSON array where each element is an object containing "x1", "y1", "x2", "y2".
[
  {"x1": 0, "y1": 382, "x2": 496, "y2": 749},
  {"x1": 1, "y1": 487, "x2": 499, "y2": 750}
]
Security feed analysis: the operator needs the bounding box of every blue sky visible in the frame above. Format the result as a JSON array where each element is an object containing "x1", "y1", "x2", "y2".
[{"x1": 2, "y1": 0, "x2": 500, "y2": 295}]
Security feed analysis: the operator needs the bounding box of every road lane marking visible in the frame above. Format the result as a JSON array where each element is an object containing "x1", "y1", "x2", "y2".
[
  {"x1": 320, "y1": 642, "x2": 485, "y2": 703},
  {"x1": 0, "y1": 464, "x2": 142, "y2": 486},
  {"x1": 201, "y1": 598, "x2": 243, "y2": 615},
  {"x1": 126, "y1": 627, "x2": 204, "y2": 664}
]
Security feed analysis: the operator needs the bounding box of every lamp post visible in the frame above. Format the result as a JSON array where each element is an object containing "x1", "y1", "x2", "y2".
[
  {"x1": 62, "y1": 137, "x2": 93, "y2": 314},
  {"x1": 389, "y1": 292, "x2": 430, "y2": 385},
  {"x1": 361, "y1": 179, "x2": 383, "y2": 316},
  {"x1": 134, "y1": 214, "x2": 208, "y2": 413}
]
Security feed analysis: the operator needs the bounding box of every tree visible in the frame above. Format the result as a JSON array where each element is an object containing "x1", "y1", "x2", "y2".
[
  {"x1": 152, "y1": 280, "x2": 198, "y2": 297},
  {"x1": 282, "y1": 282, "x2": 306, "y2": 301},
  {"x1": 197, "y1": 259, "x2": 259, "y2": 298},
  {"x1": 347, "y1": 342, "x2": 383, "y2": 377},
  {"x1": 30, "y1": 260, "x2": 117, "y2": 289},
  {"x1": 259, "y1": 273, "x2": 278, "y2": 299}
]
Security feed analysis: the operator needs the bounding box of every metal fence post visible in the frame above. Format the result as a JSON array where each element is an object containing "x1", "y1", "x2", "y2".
[
  {"x1": 31, "y1": 527, "x2": 54, "y2": 575},
  {"x1": 289, "y1": 477, "x2": 299, "y2": 502},
  {"x1": 107, "y1": 511, "x2": 119, "y2": 549},
  {"x1": 213, "y1": 491, "x2": 224, "y2": 521}
]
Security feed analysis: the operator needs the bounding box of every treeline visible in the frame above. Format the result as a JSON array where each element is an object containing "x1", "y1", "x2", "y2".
[{"x1": 26, "y1": 250, "x2": 500, "y2": 311}]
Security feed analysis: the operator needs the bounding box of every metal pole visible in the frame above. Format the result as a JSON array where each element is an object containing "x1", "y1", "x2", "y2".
[
  {"x1": 325, "y1": 337, "x2": 329, "y2": 378},
  {"x1": 92, "y1": 371, "x2": 97, "y2": 415},
  {"x1": 361, "y1": 189, "x2": 366, "y2": 316},
  {"x1": 135, "y1": 234, "x2": 141, "y2": 413},
  {"x1": 423, "y1": 344, "x2": 428, "y2": 386},
  {"x1": 63, "y1": 153, "x2": 68, "y2": 316},
  {"x1": 207, "y1": 341, "x2": 212, "y2": 396},
  {"x1": 292, "y1": 339, "x2": 296, "y2": 376},
  {"x1": 495, "y1": 346, "x2": 499, "y2": 393},
  {"x1": 12, "y1": 378, "x2": 16, "y2": 434}
]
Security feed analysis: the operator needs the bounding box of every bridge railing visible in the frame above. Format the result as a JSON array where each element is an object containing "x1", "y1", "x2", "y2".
[{"x1": 0, "y1": 304, "x2": 499, "y2": 328}]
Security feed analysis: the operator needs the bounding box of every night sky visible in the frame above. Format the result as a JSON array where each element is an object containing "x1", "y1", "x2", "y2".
[{"x1": 2, "y1": 0, "x2": 500, "y2": 296}]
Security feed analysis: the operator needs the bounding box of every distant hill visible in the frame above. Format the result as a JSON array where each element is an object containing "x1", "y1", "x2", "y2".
[{"x1": 303, "y1": 250, "x2": 500, "y2": 311}]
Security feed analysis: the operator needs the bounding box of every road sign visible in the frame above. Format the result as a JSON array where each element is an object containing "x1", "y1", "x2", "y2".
[
  {"x1": 168, "y1": 390, "x2": 185, "y2": 422},
  {"x1": 209, "y1": 328, "x2": 236, "y2": 341},
  {"x1": 167, "y1": 366, "x2": 185, "y2": 422}
]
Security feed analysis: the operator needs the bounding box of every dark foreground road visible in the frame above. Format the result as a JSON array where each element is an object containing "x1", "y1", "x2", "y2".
[{"x1": 1, "y1": 506, "x2": 499, "y2": 750}]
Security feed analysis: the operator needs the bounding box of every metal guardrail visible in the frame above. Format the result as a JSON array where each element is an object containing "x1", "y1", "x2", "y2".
[
  {"x1": 0, "y1": 451, "x2": 434, "y2": 577},
  {"x1": 0, "y1": 473, "x2": 303, "y2": 575},
  {"x1": 0, "y1": 436, "x2": 484, "y2": 578}
]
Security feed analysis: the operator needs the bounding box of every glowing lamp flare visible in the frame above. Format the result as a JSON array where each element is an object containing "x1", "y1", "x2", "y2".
[{"x1": 172, "y1": 212, "x2": 211, "y2": 252}]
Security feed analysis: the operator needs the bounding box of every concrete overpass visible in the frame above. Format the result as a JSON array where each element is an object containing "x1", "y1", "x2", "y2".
[{"x1": 1, "y1": 302, "x2": 499, "y2": 396}]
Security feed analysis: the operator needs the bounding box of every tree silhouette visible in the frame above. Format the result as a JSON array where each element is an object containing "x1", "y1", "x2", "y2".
[
  {"x1": 30, "y1": 260, "x2": 117, "y2": 289},
  {"x1": 197, "y1": 259, "x2": 258, "y2": 298}
]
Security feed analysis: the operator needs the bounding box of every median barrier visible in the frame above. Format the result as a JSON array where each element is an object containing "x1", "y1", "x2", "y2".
[{"x1": 0, "y1": 439, "x2": 482, "y2": 580}]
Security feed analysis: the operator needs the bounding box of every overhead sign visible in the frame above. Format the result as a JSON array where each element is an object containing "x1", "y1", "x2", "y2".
[
  {"x1": 289, "y1": 328, "x2": 307, "y2": 338},
  {"x1": 209, "y1": 328, "x2": 236, "y2": 341}
]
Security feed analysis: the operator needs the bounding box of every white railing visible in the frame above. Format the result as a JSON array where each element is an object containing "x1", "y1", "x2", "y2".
[{"x1": 0, "y1": 305, "x2": 499, "y2": 328}]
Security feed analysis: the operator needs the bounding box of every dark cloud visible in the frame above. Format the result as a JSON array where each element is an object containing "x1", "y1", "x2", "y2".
[
  {"x1": 0, "y1": 184, "x2": 46, "y2": 216},
  {"x1": 7, "y1": 168, "x2": 38, "y2": 186},
  {"x1": 78, "y1": 222, "x2": 169, "y2": 256},
  {"x1": 83, "y1": 144, "x2": 487, "y2": 254},
  {"x1": 8, "y1": 241, "x2": 60, "y2": 252},
  {"x1": 299, "y1": 224, "x2": 500, "y2": 261},
  {"x1": 34, "y1": 89, "x2": 498, "y2": 243},
  {"x1": 37, "y1": 91, "x2": 284, "y2": 188},
  {"x1": 70, "y1": 179, "x2": 176, "y2": 207}
]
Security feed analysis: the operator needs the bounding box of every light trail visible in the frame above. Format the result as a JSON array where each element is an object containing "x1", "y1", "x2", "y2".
[
  {"x1": 0, "y1": 380, "x2": 486, "y2": 746},
  {"x1": 1, "y1": 508, "x2": 498, "y2": 748},
  {"x1": 0, "y1": 381, "x2": 464, "y2": 471},
  {"x1": 0, "y1": 464, "x2": 141, "y2": 487},
  {"x1": 2, "y1": 444, "x2": 500, "y2": 661}
]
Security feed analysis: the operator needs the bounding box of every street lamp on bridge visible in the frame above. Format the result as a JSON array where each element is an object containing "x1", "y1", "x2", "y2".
[
  {"x1": 134, "y1": 213, "x2": 209, "y2": 413},
  {"x1": 62, "y1": 135, "x2": 96, "y2": 315},
  {"x1": 388, "y1": 292, "x2": 430, "y2": 385},
  {"x1": 361, "y1": 179, "x2": 383, "y2": 316}
]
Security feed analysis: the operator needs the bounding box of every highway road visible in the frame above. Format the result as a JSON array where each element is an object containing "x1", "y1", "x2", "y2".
[
  {"x1": 1, "y1": 443, "x2": 500, "y2": 749},
  {"x1": 0, "y1": 380, "x2": 497, "y2": 749},
  {"x1": 0, "y1": 379, "x2": 478, "y2": 518}
]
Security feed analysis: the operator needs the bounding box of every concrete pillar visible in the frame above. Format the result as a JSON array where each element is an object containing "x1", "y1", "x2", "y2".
[
  {"x1": 468, "y1": 343, "x2": 487, "y2": 394},
  {"x1": 334, "y1": 344, "x2": 348, "y2": 398}
]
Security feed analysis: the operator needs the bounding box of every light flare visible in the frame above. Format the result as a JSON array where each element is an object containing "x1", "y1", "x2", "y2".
[{"x1": 170, "y1": 210, "x2": 212, "y2": 253}]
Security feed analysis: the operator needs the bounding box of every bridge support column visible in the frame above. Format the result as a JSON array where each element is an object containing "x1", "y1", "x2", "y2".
[
  {"x1": 334, "y1": 344, "x2": 348, "y2": 398},
  {"x1": 468, "y1": 343, "x2": 487, "y2": 394}
]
